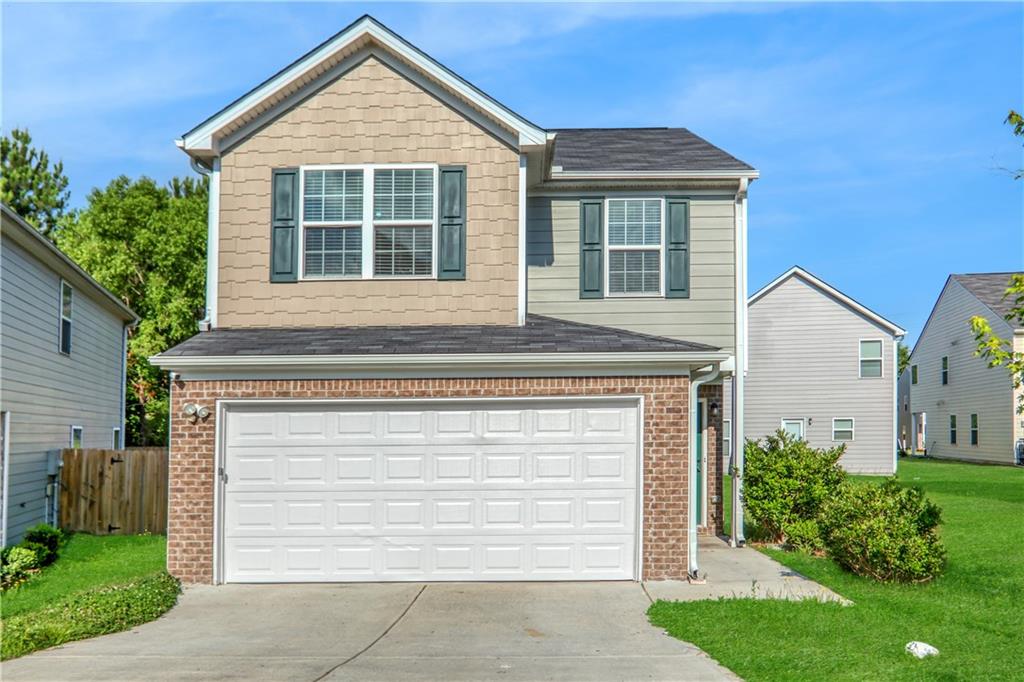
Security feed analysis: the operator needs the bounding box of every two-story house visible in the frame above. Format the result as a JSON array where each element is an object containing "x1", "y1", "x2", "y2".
[
  {"x1": 1, "y1": 204, "x2": 137, "y2": 545},
  {"x1": 153, "y1": 16, "x2": 757, "y2": 585},
  {"x1": 899, "y1": 272, "x2": 1023, "y2": 465}
]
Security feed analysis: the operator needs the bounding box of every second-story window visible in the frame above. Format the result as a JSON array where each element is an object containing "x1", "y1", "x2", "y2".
[
  {"x1": 859, "y1": 339, "x2": 883, "y2": 378},
  {"x1": 605, "y1": 198, "x2": 663, "y2": 296},
  {"x1": 300, "y1": 165, "x2": 437, "y2": 280},
  {"x1": 911, "y1": 364, "x2": 918, "y2": 384},
  {"x1": 941, "y1": 356, "x2": 949, "y2": 385},
  {"x1": 59, "y1": 280, "x2": 73, "y2": 355}
]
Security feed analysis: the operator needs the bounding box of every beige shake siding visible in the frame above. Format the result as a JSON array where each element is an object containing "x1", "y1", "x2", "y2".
[
  {"x1": 526, "y1": 196, "x2": 736, "y2": 353},
  {"x1": 217, "y1": 56, "x2": 520, "y2": 328},
  {"x1": 909, "y1": 279, "x2": 1015, "y2": 464},
  {"x1": 743, "y1": 275, "x2": 899, "y2": 474}
]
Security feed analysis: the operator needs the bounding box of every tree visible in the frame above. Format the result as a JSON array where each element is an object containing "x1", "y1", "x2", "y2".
[
  {"x1": 897, "y1": 342, "x2": 911, "y2": 376},
  {"x1": 58, "y1": 176, "x2": 207, "y2": 445},
  {"x1": 1007, "y1": 110, "x2": 1023, "y2": 179},
  {"x1": 971, "y1": 274, "x2": 1024, "y2": 413},
  {"x1": 0, "y1": 128, "x2": 70, "y2": 238}
]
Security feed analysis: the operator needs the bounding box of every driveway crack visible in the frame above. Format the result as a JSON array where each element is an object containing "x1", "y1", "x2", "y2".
[{"x1": 312, "y1": 584, "x2": 427, "y2": 682}]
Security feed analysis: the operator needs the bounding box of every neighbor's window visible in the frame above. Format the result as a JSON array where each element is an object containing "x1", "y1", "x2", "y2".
[
  {"x1": 722, "y1": 419, "x2": 732, "y2": 458},
  {"x1": 70, "y1": 425, "x2": 83, "y2": 448},
  {"x1": 859, "y1": 340, "x2": 883, "y2": 378},
  {"x1": 300, "y1": 166, "x2": 437, "y2": 280},
  {"x1": 112, "y1": 427, "x2": 122, "y2": 449},
  {"x1": 59, "y1": 280, "x2": 73, "y2": 355},
  {"x1": 941, "y1": 356, "x2": 949, "y2": 385},
  {"x1": 832, "y1": 418, "x2": 855, "y2": 442},
  {"x1": 949, "y1": 415, "x2": 957, "y2": 445},
  {"x1": 302, "y1": 169, "x2": 363, "y2": 278},
  {"x1": 911, "y1": 364, "x2": 918, "y2": 384},
  {"x1": 970, "y1": 414, "x2": 979, "y2": 445},
  {"x1": 606, "y1": 198, "x2": 662, "y2": 296},
  {"x1": 903, "y1": 395, "x2": 909, "y2": 412}
]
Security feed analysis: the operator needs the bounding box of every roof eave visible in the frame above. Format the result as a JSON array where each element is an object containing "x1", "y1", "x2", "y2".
[{"x1": 548, "y1": 169, "x2": 759, "y2": 180}]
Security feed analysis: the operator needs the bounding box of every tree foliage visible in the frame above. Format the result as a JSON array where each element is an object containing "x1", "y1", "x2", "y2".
[
  {"x1": 971, "y1": 273, "x2": 1024, "y2": 412},
  {"x1": 1008, "y1": 110, "x2": 1023, "y2": 179},
  {"x1": 897, "y1": 342, "x2": 911, "y2": 376},
  {"x1": 58, "y1": 176, "x2": 207, "y2": 445},
  {"x1": 0, "y1": 128, "x2": 70, "y2": 238}
]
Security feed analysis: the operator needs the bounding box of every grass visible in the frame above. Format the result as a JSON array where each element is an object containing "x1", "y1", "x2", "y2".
[
  {"x1": 1, "y1": 534, "x2": 178, "y2": 659},
  {"x1": 651, "y1": 458, "x2": 1024, "y2": 681}
]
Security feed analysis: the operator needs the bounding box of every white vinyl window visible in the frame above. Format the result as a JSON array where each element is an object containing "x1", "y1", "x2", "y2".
[
  {"x1": 59, "y1": 280, "x2": 73, "y2": 355},
  {"x1": 300, "y1": 165, "x2": 437, "y2": 280},
  {"x1": 70, "y1": 425, "x2": 83, "y2": 448},
  {"x1": 605, "y1": 198, "x2": 663, "y2": 296},
  {"x1": 832, "y1": 418, "x2": 855, "y2": 442},
  {"x1": 112, "y1": 427, "x2": 122, "y2": 449},
  {"x1": 859, "y1": 340, "x2": 883, "y2": 378},
  {"x1": 722, "y1": 419, "x2": 732, "y2": 458}
]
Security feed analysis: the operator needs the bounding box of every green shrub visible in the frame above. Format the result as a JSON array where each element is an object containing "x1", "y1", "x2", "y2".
[
  {"x1": 1, "y1": 547, "x2": 40, "y2": 591},
  {"x1": 820, "y1": 478, "x2": 945, "y2": 583},
  {"x1": 784, "y1": 518, "x2": 825, "y2": 554},
  {"x1": 22, "y1": 525, "x2": 64, "y2": 562},
  {"x1": 742, "y1": 430, "x2": 847, "y2": 544},
  {"x1": 1, "y1": 572, "x2": 180, "y2": 660}
]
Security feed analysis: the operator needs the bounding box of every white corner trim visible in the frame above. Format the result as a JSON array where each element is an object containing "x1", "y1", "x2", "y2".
[
  {"x1": 518, "y1": 154, "x2": 528, "y2": 326},
  {"x1": 207, "y1": 158, "x2": 221, "y2": 327},
  {"x1": 1, "y1": 410, "x2": 10, "y2": 547},
  {"x1": 750, "y1": 266, "x2": 907, "y2": 337},
  {"x1": 180, "y1": 17, "x2": 546, "y2": 154}
]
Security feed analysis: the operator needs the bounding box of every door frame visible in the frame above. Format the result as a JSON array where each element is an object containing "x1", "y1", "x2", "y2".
[
  {"x1": 213, "y1": 395, "x2": 646, "y2": 585},
  {"x1": 696, "y1": 398, "x2": 708, "y2": 529}
]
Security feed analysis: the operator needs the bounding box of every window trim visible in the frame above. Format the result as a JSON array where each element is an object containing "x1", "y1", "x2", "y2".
[
  {"x1": 949, "y1": 414, "x2": 956, "y2": 445},
  {"x1": 603, "y1": 197, "x2": 666, "y2": 298},
  {"x1": 970, "y1": 413, "x2": 979, "y2": 446},
  {"x1": 112, "y1": 427, "x2": 122, "y2": 449},
  {"x1": 780, "y1": 417, "x2": 805, "y2": 440},
  {"x1": 70, "y1": 425, "x2": 83, "y2": 449},
  {"x1": 722, "y1": 418, "x2": 732, "y2": 458},
  {"x1": 858, "y1": 338, "x2": 884, "y2": 379},
  {"x1": 59, "y1": 279, "x2": 73, "y2": 355},
  {"x1": 832, "y1": 417, "x2": 855, "y2": 442},
  {"x1": 911, "y1": 364, "x2": 918, "y2": 384},
  {"x1": 298, "y1": 163, "x2": 439, "y2": 281},
  {"x1": 941, "y1": 356, "x2": 949, "y2": 385}
]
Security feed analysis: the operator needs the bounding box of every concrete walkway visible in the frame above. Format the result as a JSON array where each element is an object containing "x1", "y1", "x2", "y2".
[{"x1": 645, "y1": 537, "x2": 848, "y2": 603}]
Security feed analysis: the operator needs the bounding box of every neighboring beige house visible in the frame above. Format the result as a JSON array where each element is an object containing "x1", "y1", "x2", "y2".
[
  {"x1": 724, "y1": 266, "x2": 906, "y2": 474},
  {"x1": 1, "y1": 205, "x2": 137, "y2": 545},
  {"x1": 899, "y1": 272, "x2": 1023, "y2": 465},
  {"x1": 152, "y1": 15, "x2": 758, "y2": 585}
]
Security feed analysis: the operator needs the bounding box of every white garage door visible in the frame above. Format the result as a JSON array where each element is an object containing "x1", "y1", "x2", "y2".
[{"x1": 221, "y1": 399, "x2": 640, "y2": 582}]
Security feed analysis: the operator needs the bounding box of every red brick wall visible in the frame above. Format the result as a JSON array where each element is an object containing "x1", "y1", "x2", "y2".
[{"x1": 168, "y1": 376, "x2": 692, "y2": 584}]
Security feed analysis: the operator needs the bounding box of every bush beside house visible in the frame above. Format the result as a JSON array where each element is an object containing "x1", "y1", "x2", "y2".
[{"x1": 743, "y1": 432, "x2": 946, "y2": 582}]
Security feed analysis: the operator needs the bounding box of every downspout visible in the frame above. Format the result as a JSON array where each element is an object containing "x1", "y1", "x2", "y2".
[
  {"x1": 191, "y1": 157, "x2": 218, "y2": 331},
  {"x1": 689, "y1": 362, "x2": 720, "y2": 580},
  {"x1": 731, "y1": 177, "x2": 749, "y2": 548}
]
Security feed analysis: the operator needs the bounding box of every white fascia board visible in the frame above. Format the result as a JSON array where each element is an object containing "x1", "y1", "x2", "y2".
[
  {"x1": 150, "y1": 350, "x2": 730, "y2": 380},
  {"x1": 750, "y1": 266, "x2": 907, "y2": 337},
  {"x1": 180, "y1": 17, "x2": 546, "y2": 155},
  {"x1": 549, "y1": 169, "x2": 760, "y2": 180}
]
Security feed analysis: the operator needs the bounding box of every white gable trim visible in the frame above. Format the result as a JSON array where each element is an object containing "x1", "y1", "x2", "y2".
[
  {"x1": 750, "y1": 266, "x2": 906, "y2": 337},
  {"x1": 179, "y1": 15, "x2": 547, "y2": 156}
]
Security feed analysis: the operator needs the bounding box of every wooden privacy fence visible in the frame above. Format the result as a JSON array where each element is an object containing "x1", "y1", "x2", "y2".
[{"x1": 59, "y1": 447, "x2": 168, "y2": 535}]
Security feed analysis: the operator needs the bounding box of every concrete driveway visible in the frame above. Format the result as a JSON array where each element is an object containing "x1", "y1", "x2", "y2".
[{"x1": 3, "y1": 581, "x2": 738, "y2": 681}]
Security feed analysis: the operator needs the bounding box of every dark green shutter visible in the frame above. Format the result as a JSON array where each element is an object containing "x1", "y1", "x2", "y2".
[
  {"x1": 270, "y1": 168, "x2": 300, "y2": 282},
  {"x1": 579, "y1": 198, "x2": 603, "y2": 299},
  {"x1": 665, "y1": 198, "x2": 690, "y2": 298},
  {"x1": 437, "y1": 166, "x2": 467, "y2": 280}
]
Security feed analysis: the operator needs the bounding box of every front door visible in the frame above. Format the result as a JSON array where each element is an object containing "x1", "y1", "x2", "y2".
[{"x1": 781, "y1": 418, "x2": 805, "y2": 440}]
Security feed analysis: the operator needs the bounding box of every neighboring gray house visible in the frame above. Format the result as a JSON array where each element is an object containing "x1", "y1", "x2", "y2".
[
  {"x1": 900, "y1": 272, "x2": 1023, "y2": 465},
  {"x1": 724, "y1": 266, "x2": 906, "y2": 474},
  {"x1": 1, "y1": 205, "x2": 136, "y2": 545}
]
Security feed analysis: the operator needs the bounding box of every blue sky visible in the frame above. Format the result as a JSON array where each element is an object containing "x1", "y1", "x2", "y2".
[{"x1": 2, "y1": 2, "x2": 1021, "y2": 344}]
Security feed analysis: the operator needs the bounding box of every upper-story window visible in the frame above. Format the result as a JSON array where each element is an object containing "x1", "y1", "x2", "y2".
[
  {"x1": 941, "y1": 356, "x2": 949, "y2": 385},
  {"x1": 59, "y1": 280, "x2": 73, "y2": 355},
  {"x1": 605, "y1": 198, "x2": 663, "y2": 296},
  {"x1": 911, "y1": 364, "x2": 918, "y2": 384},
  {"x1": 300, "y1": 165, "x2": 437, "y2": 280},
  {"x1": 859, "y1": 339, "x2": 883, "y2": 378}
]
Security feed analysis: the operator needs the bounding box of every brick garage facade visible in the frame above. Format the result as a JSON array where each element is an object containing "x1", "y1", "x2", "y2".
[{"x1": 168, "y1": 375, "x2": 726, "y2": 584}]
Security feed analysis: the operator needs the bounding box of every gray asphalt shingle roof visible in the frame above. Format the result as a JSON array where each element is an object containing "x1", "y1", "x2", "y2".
[
  {"x1": 953, "y1": 272, "x2": 1023, "y2": 325},
  {"x1": 161, "y1": 314, "x2": 717, "y2": 357},
  {"x1": 551, "y1": 128, "x2": 754, "y2": 173}
]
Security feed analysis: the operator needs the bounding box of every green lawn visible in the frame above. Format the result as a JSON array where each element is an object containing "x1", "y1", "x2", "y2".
[
  {"x1": 652, "y1": 458, "x2": 1024, "y2": 681},
  {"x1": 1, "y1": 534, "x2": 178, "y2": 659}
]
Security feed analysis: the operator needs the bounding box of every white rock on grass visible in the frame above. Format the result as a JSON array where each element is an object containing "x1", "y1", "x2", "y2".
[{"x1": 905, "y1": 641, "x2": 940, "y2": 659}]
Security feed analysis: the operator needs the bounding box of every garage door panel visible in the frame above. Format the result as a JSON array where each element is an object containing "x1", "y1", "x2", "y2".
[{"x1": 223, "y1": 401, "x2": 639, "y2": 582}]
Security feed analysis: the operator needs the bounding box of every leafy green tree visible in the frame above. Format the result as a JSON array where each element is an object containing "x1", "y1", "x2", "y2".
[
  {"x1": 897, "y1": 342, "x2": 911, "y2": 376},
  {"x1": 58, "y1": 176, "x2": 207, "y2": 445},
  {"x1": 1008, "y1": 110, "x2": 1023, "y2": 179},
  {"x1": 0, "y1": 128, "x2": 70, "y2": 238},
  {"x1": 971, "y1": 274, "x2": 1024, "y2": 412}
]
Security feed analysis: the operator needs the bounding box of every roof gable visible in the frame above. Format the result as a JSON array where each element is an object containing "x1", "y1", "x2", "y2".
[
  {"x1": 951, "y1": 272, "x2": 1023, "y2": 327},
  {"x1": 180, "y1": 15, "x2": 548, "y2": 161},
  {"x1": 750, "y1": 265, "x2": 905, "y2": 337}
]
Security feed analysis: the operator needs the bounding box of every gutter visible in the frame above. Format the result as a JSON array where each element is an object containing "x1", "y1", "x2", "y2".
[
  {"x1": 731, "y1": 176, "x2": 750, "y2": 548},
  {"x1": 689, "y1": 362, "x2": 720, "y2": 581}
]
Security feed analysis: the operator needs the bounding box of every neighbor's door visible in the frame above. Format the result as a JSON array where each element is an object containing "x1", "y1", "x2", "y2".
[{"x1": 781, "y1": 419, "x2": 805, "y2": 440}]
